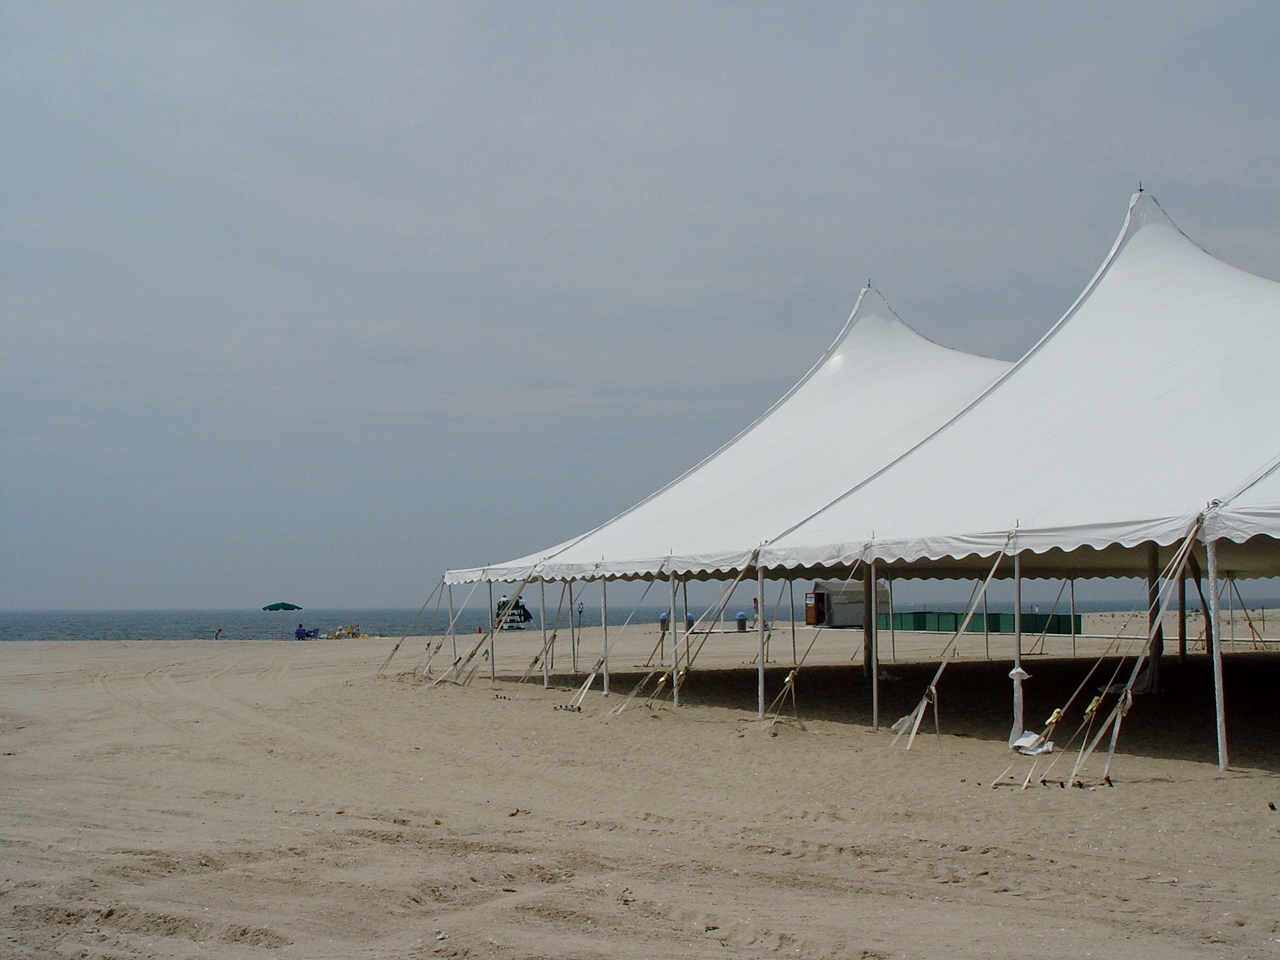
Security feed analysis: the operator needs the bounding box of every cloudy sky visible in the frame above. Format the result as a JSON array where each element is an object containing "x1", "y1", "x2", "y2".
[{"x1": 3, "y1": 2, "x2": 1279, "y2": 610}]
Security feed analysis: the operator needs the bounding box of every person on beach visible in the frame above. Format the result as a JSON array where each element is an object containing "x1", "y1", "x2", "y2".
[
  {"x1": 213, "y1": 628, "x2": 222, "y2": 640},
  {"x1": 295, "y1": 624, "x2": 307, "y2": 640}
]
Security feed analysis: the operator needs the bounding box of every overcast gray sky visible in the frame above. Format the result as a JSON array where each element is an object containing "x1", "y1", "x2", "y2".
[{"x1": 3, "y1": 2, "x2": 1279, "y2": 610}]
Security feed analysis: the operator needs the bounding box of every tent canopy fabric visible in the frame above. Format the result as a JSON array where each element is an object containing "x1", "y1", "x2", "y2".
[
  {"x1": 758, "y1": 192, "x2": 1280, "y2": 580},
  {"x1": 445, "y1": 288, "x2": 1010, "y2": 584}
]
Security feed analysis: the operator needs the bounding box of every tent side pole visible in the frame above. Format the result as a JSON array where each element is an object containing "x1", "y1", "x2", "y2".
[
  {"x1": 487, "y1": 582, "x2": 495, "y2": 681},
  {"x1": 1147, "y1": 542, "x2": 1164, "y2": 692},
  {"x1": 861, "y1": 565, "x2": 873, "y2": 678},
  {"x1": 682, "y1": 580, "x2": 689, "y2": 636},
  {"x1": 600, "y1": 579, "x2": 610, "y2": 696},
  {"x1": 888, "y1": 573, "x2": 897, "y2": 662},
  {"x1": 1228, "y1": 573, "x2": 1235, "y2": 652},
  {"x1": 669, "y1": 574, "x2": 679, "y2": 708},
  {"x1": 1011, "y1": 551, "x2": 1024, "y2": 744},
  {"x1": 540, "y1": 580, "x2": 548, "y2": 687},
  {"x1": 1178, "y1": 573, "x2": 1187, "y2": 664},
  {"x1": 1206, "y1": 538, "x2": 1228, "y2": 770},
  {"x1": 983, "y1": 586, "x2": 989, "y2": 659},
  {"x1": 1069, "y1": 578, "x2": 1076, "y2": 659},
  {"x1": 789, "y1": 579, "x2": 797, "y2": 665},
  {"x1": 757, "y1": 566, "x2": 766, "y2": 718},
  {"x1": 870, "y1": 560, "x2": 879, "y2": 731},
  {"x1": 448, "y1": 583, "x2": 457, "y2": 679},
  {"x1": 567, "y1": 581, "x2": 577, "y2": 674}
]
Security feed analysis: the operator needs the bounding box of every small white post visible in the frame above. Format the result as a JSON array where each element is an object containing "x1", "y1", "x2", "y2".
[
  {"x1": 1206, "y1": 539, "x2": 1228, "y2": 770},
  {"x1": 600, "y1": 578, "x2": 610, "y2": 696},
  {"x1": 757, "y1": 566, "x2": 766, "y2": 718}
]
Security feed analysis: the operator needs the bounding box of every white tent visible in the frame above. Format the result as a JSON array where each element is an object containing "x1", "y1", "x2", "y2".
[
  {"x1": 758, "y1": 192, "x2": 1280, "y2": 581},
  {"x1": 445, "y1": 288, "x2": 1010, "y2": 585}
]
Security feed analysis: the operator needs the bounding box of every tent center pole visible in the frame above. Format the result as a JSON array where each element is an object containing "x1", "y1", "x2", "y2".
[
  {"x1": 1205, "y1": 538, "x2": 1228, "y2": 770},
  {"x1": 600, "y1": 579, "x2": 610, "y2": 696}
]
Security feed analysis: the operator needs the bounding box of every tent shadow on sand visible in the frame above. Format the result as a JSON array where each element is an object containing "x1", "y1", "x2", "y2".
[{"x1": 514, "y1": 653, "x2": 1280, "y2": 774}]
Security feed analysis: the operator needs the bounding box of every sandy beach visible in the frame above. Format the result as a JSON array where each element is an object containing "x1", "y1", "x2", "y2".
[{"x1": 2, "y1": 625, "x2": 1278, "y2": 959}]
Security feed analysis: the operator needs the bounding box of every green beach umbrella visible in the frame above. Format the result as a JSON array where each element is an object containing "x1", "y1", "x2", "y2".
[{"x1": 262, "y1": 602, "x2": 302, "y2": 612}]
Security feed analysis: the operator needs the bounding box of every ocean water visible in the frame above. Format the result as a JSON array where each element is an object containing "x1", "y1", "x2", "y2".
[
  {"x1": 4, "y1": 593, "x2": 1269, "y2": 643},
  {"x1": 0, "y1": 605, "x2": 676, "y2": 642}
]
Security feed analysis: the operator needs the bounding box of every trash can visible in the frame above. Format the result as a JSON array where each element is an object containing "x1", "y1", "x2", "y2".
[
  {"x1": 736, "y1": 612, "x2": 748, "y2": 632},
  {"x1": 685, "y1": 614, "x2": 694, "y2": 630},
  {"x1": 659, "y1": 613, "x2": 668, "y2": 635}
]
